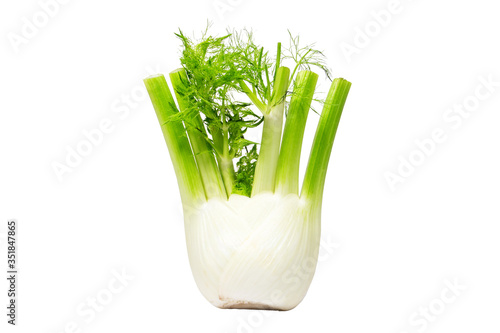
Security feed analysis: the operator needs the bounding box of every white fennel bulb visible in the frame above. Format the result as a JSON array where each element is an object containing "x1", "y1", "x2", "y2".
[{"x1": 184, "y1": 193, "x2": 320, "y2": 310}]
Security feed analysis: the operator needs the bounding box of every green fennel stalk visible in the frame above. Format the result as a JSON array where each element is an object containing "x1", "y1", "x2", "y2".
[{"x1": 144, "y1": 29, "x2": 351, "y2": 205}]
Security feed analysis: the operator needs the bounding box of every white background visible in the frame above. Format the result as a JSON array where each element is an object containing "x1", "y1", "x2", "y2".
[{"x1": 1, "y1": 0, "x2": 499, "y2": 332}]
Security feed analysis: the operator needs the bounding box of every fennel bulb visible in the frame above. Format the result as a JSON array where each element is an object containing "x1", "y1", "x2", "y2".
[
  {"x1": 185, "y1": 193, "x2": 319, "y2": 310},
  {"x1": 144, "y1": 30, "x2": 351, "y2": 310}
]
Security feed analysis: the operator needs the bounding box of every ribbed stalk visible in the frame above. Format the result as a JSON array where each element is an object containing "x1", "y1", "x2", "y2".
[
  {"x1": 301, "y1": 78, "x2": 351, "y2": 207},
  {"x1": 251, "y1": 67, "x2": 290, "y2": 196},
  {"x1": 169, "y1": 68, "x2": 227, "y2": 200},
  {"x1": 219, "y1": 156, "x2": 236, "y2": 195},
  {"x1": 143, "y1": 74, "x2": 205, "y2": 206},
  {"x1": 210, "y1": 124, "x2": 235, "y2": 195},
  {"x1": 275, "y1": 70, "x2": 318, "y2": 195}
]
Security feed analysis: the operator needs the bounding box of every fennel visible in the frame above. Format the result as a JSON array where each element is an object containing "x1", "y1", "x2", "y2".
[{"x1": 144, "y1": 29, "x2": 351, "y2": 310}]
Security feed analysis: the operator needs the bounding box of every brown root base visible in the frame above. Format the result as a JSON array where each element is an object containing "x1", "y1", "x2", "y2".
[{"x1": 218, "y1": 300, "x2": 288, "y2": 311}]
